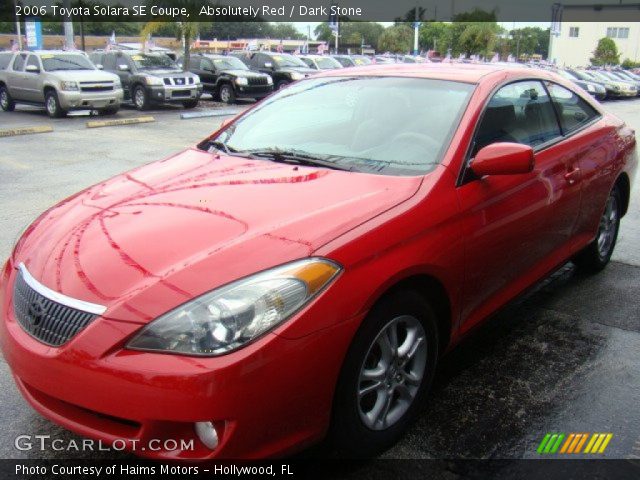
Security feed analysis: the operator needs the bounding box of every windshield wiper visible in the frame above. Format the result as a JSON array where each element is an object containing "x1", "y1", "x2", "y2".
[
  {"x1": 204, "y1": 140, "x2": 253, "y2": 158},
  {"x1": 247, "y1": 148, "x2": 353, "y2": 171}
]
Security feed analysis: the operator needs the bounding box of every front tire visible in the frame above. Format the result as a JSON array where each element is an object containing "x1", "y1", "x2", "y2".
[
  {"x1": 276, "y1": 80, "x2": 290, "y2": 90},
  {"x1": 331, "y1": 290, "x2": 439, "y2": 457},
  {"x1": 0, "y1": 85, "x2": 15, "y2": 112},
  {"x1": 573, "y1": 185, "x2": 621, "y2": 272},
  {"x1": 218, "y1": 84, "x2": 236, "y2": 104},
  {"x1": 182, "y1": 99, "x2": 199, "y2": 109},
  {"x1": 133, "y1": 85, "x2": 150, "y2": 111},
  {"x1": 45, "y1": 91, "x2": 66, "y2": 118}
]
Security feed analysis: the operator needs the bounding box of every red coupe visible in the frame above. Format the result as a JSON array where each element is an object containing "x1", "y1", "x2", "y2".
[{"x1": 1, "y1": 64, "x2": 636, "y2": 459}]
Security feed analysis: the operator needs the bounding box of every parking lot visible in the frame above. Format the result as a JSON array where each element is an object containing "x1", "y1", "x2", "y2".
[{"x1": 0, "y1": 97, "x2": 639, "y2": 461}]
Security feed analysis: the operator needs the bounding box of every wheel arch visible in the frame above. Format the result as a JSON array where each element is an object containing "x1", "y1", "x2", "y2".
[{"x1": 363, "y1": 272, "x2": 454, "y2": 355}]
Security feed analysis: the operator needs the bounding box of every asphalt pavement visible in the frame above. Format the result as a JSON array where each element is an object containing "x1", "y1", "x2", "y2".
[{"x1": 0, "y1": 98, "x2": 638, "y2": 461}]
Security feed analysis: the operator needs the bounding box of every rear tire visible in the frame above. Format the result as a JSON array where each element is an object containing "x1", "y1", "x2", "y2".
[
  {"x1": 0, "y1": 85, "x2": 15, "y2": 112},
  {"x1": 276, "y1": 80, "x2": 290, "y2": 90},
  {"x1": 573, "y1": 185, "x2": 621, "y2": 273},
  {"x1": 331, "y1": 289, "x2": 439, "y2": 457},
  {"x1": 45, "y1": 91, "x2": 66, "y2": 118}
]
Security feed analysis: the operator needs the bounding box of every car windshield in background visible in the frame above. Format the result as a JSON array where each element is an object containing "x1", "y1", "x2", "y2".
[
  {"x1": 213, "y1": 57, "x2": 248, "y2": 70},
  {"x1": 557, "y1": 70, "x2": 579, "y2": 81},
  {"x1": 271, "y1": 54, "x2": 308, "y2": 68},
  {"x1": 315, "y1": 57, "x2": 342, "y2": 69},
  {"x1": 130, "y1": 53, "x2": 176, "y2": 70},
  {"x1": 41, "y1": 54, "x2": 94, "y2": 71},
  {"x1": 353, "y1": 56, "x2": 372, "y2": 66},
  {"x1": 212, "y1": 76, "x2": 473, "y2": 176}
]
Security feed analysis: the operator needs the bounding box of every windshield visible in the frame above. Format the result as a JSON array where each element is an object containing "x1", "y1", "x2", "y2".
[
  {"x1": 590, "y1": 71, "x2": 614, "y2": 82},
  {"x1": 314, "y1": 56, "x2": 342, "y2": 69},
  {"x1": 271, "y1": 54, "x2": 308, "y2": 68},
  {"x1": 353, "y1": 56, "x2": 372, "y2": 66},
  {"x1": 212, "y1": 56, "x2": 248, "y2": 70},
  {"x1": 130, "y1": 53, "x2": 176, "y2": 70},
  {"x1": 210, "y1": 77, "x2": 473, "y2": 176},
  {"x1": 41, "y1": 54, "x2": 94, "y2": 71},
  {"x1": 574, "y1": 70, "x2": 597, "y2": 81}
]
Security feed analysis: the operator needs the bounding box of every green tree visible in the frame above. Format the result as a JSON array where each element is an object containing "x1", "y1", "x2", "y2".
[
  {"x1": 591, "y1": 37, "x2": 620, "y2": 66},
  {"x1": 141, "y1": 21, "x2": 199, "y2": 70},
  {"x1": 457, "y1": 22, "x2": 501, "y2": 57},
  {"x1": 315, "y1": 22, "x2": 384, "y2": 49},
  {"x1": 270, "y1": 23, "x2": 304, "y2": 40},
  {"x1": 419, "y1": 22, "x2": 452, "y2": 53},
  {"x1": 377, "y1": 24, "x2": 413, "y2": 53}
]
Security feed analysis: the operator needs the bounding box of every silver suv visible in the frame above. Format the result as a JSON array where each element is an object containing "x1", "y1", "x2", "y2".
[{"x1": 0, "y1": 51, "x2": 123, "y2": 117}]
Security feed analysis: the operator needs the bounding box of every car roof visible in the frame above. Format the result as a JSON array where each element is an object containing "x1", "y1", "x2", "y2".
[{"x1": 316, "y1": 63, "x2": 561, "y2": 84}]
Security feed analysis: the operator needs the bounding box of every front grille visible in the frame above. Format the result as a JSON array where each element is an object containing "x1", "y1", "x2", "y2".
[
  {"x1": 171, "y1": 89, "x2": 191, "y2": 98},
  {"x1": 13, "y1": 269, "x2": 98, "y2": 347},
  {"x1": 164, "y1": 77, "x2": 189, "y2": 86},
  {"x1": 79, "y1": 82, "x2": 114, "y2": 92},
  {"x1": 248, "y1": 77, "x2": 269, "y2": 86}
]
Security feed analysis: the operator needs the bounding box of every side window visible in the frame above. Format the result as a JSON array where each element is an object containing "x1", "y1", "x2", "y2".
[
  {"x1": 0, "y1": 53, "x2": 12, "y2": 70},
  {"x1": 102, "y1": 53, "x2": 116, "y2": 71},
  {"x1": 301, "y1": 58, "x2": 314, "y2": 68},
  {"x1": 200, "y1": 58, "x2": 213, "y2": 71},
  {"x1": 26, "y1": 55, "x2": 40, "y2": 72},
  {"x1": 473, "y1": 80, "x2": 561, "y2": 156},
  {"x1": 12, "y1": 53, "x2": 27, "y2": 71},
  {"x1": 546, "y1": 82, "x2": 601, "y2": 134}
]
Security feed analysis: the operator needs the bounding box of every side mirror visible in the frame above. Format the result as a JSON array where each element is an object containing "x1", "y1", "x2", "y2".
[
  {"x1": 264, "y1": 62, "x2": 273, "y2": 69},
  {"x1": 25, "y1": 64, "x2": 39, "y2": 73},
  {"x1": 117, "y1": 64, "x2": 129, "y2": 71},
  {"x1": 95, "y1": 64, "x2": 104, "y2": 70},
  {"x1": 470, "y1": 142, "x2": 534, "y2": 177}
]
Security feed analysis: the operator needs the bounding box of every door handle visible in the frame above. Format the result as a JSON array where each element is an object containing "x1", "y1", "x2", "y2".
[{"x1": 564, "y1": 167, "x2": 581, "y2": 185}]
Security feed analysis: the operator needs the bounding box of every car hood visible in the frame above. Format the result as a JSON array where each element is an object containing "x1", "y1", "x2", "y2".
[
  {"x1": 14, "y1": 149, "x2": 422, "y2": 323},
  {"x1": 281, "y1": 67, "x2": 316, "y2": 74},
  {"x1": 51, "y1": 70, "x2": 119, "y2": 82}
]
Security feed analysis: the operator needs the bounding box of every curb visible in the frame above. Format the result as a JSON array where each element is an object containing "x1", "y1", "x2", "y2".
[
  {"x1": 86, "y1": 116, "x2": 155, "y2": 128},
  {"x1": 0, "y1": 126, "x2": 53, "y2": 138}
]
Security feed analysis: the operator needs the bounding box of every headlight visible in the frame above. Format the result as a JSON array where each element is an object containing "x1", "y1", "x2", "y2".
[
  {"x1": 60, "y1": 81, "x2": 78, "y2": 91},
  {"x1": 144, "y1": 76, "x2": 164, "y2": 86},
  {"x1": 127, "y1": 258, "x2": 341, "y2": 356},
  {"x1": 192, "y1": 74, "x2": 201, "y2": 84},
  {"x1": 235, "y1": 77, "x2": 249, "y2": 86},
  {"x1": 113, "y1": 78, "x2": 122, "y2": 88},
  {"x1": 290, "y1": 72, "x2": 304, "y2": 81},
  {"x1": 587, "y1": 84, "x2": 595, "y2": 92},
  {"x1": 266, "y1": 75, "x2": 273, "y2": 85}
]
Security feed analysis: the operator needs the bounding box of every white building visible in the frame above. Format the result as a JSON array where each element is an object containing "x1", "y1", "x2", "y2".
[{"x1": 549, "y1": 21, "x2": 640, "y2": 67}]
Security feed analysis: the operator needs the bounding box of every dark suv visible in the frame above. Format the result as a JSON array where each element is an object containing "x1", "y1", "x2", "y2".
[
  {"x1": 90, "y1": 50, "x2": 202, "y2": 110},
  {"x1": 231, "y1": 52, "x2": 315, "y2": 89},
  {"x1": 180, "y1": 54, "x2": 273, "y2": 104}
]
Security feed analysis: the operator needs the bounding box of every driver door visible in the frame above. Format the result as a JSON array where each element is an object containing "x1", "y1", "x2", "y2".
[
  {"x1": 22, "y1": 54, "x2": 43, "y2": 103},
  {"x1": 457, "y1": 80, "x2": 581, "y2": 332}
]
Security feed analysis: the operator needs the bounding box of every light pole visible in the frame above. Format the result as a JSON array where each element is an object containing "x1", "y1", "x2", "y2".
[
  {"x1": 63, "y1": 0, "x2": 74, "y2": 49},
  {"x1": 14, "y1": 0, "x2": 22, "y2": 50}
]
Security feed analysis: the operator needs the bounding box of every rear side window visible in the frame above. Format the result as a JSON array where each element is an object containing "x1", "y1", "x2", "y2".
[
  {"x1": 546, "y1": 82, "x2": 601, "y2": 134},
  {"x1": 0, "y1": 53, "x2": 13, "y2": 70},
  {"x1": 473, "y1": 80, "x2": 561, "y2": 155},
  {"x1": 12, "y1": 54, "x2": 27, "y2": 71},
  {"x1": 26, "y1": 55, "x2": 40, "y2": 71}
]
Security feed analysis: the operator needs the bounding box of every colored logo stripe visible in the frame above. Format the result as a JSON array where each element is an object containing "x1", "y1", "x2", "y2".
[{"x1": 538, "y1": 433, "x2": 613, "y2": 454}]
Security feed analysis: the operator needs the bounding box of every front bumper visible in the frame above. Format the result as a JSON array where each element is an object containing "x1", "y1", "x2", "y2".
[
  {"x1": 235, "y1": 85, "x2": 273, "y2": 99},
  {"x1": 58, "y1": 88, "x2": 123, "y2": 110},
  {"x1": 147, "y1": 84, "x2": 202, "y2": 104},
  {"x1": 0, "y1": 260, "x2": 360, "y2": 459}
]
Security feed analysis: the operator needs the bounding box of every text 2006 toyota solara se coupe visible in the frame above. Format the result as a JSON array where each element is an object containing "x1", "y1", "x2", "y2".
[{"x1": 1, "y1": 65, "x2": 636, "y2": 459}]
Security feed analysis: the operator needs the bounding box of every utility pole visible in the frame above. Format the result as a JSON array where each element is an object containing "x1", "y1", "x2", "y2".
[
  {"x1": 14, "y1": 0, "x2": 22, "y2": 49},
  {"x1": 63, "y1": 0, "x2": 74, "y2": 49},
  {"x1": 413, "y1": 3, "x2": 420, "y2": 56}
]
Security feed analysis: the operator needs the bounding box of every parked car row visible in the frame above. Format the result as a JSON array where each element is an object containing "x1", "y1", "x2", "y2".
[{"x1": 554, "y1": 67, "x2": 640, "y2": 100}]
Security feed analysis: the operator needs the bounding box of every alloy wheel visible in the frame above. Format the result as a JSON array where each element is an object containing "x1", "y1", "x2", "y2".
[
  {"x1": 597, "y1": 192, "x2": 619, "y2": 259},
  {"x1": 220, "y1": 86, "x2": 231, "y2": 103},
  {"x1": 357, "y1": 315, "x2": 427, "y2": 431},
  {"x1": 0, "y1": 90, "x2": 7, "y2": 109},
  {"x1": 46, "y1": 96, "x2": 57, "y2": 115},
  {"x1": 134, "y1": 89, "x2": 145, "y2": 109}
]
